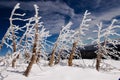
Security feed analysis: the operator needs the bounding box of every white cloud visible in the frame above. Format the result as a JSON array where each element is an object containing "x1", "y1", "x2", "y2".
[
  {"x1": 0, "y1": 1, "x2": 75, "y2": 35},
  {"x1": 71, "y1": 7, "x2": 120, "y2": 44},
  {"x1": 0, "y1": 1, "x2": 120, "y2": 41}
]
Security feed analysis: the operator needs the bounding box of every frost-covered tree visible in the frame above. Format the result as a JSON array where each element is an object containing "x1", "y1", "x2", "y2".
[
  {"x1": 48, "y1": 22, "x2": 76, "y2": 66},
  {"x1": 0, "y1": 3, "x2": 28, "y2": 68},
  {"x1": 36, "y1": 27, "x2": 50, "y2": 62},
  {"x1": 68, "y1": 10, "x2": 91, "y2": 66},
  {"x1": 23, "y1": 4, "x2": 50, "y2": 77},
  {"x1": 91, "y1": 22, "x2": 104, "y2": 71},
  {"x1": 18, "y1": 17, "x2": 35, "y2": 63},
  {"x1": 92, "y1": 19, "x2": 120, "y2": 71},
  {"x1": 54, "y1": 22, "x2": 76, "y2": 64},
  {"x1": 49, "y1": 10, "x2": 91, "y2": 67}
]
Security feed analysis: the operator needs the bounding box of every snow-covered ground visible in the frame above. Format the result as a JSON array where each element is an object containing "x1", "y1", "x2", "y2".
[{"x1": 0, "y1": 59, "x2": 120, "y2": 80}]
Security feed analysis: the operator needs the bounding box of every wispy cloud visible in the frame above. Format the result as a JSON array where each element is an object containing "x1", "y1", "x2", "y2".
[
  {"x1": 0, "y1": 1, "x2": 74, "y2": 34},
  {"x1": 0, "y1": 0, "x2": 120, "y2": 40}
]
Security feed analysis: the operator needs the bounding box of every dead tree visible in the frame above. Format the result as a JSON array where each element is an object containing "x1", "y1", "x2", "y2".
[
  {"x1": 24, "y1": 5, "x2": 39, "y2": 77},
  {"x1": 67, "y1": 10, "x2": 91, "y2": 66},
  {"x1": 93, "y1": 22, "x2": 103, "y2": 71},
  {"x1": 10, "y1": 3, "x2": 26, "y2": 68},
  {"x1": 23, "y1": 4, "x2": 50, "y2": 77},
  {"x1": 0, "y1": 3, "x2": 26, "y2": 68},
  {"x1": 93, "y1": 19, "x2": 120, "y2": 71},
  {"x1": 48, "y1": 22, "x2": 74, "y2": 66}
]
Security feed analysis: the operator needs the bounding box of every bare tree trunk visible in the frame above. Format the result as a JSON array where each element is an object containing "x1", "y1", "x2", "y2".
[
  {"x1": 36, "y1": 51, "x2": 40, "y2": 63},
  {"x1": 12, "y1": 54, "x2": 19, "y2": 67},
  {"x1": 24, "y1": 34, "x2": 30, "y2": 63},
  {"x1": 23, "y1": 54, "x2": 37, "y2": 77},
  {"x1": 11, "y1": 28, "x2": 17, "y2": 68},
  {"x1": 24, "y1": 27, "x2": 38, "y2": 76},
  {"x1": 68, "y1": 42, "x2": 77, "y2": 66},
  {"x1": 55, "y1": 49, "x2": 62, "y2": 65},
  {"x1": 96, "y1": 38, "x2": 106, "y2": 71},
  {"x1": 36, "y1": 43, "x2": 41, "y2": 63},
  {"x1": 24, "y1": 52, "x2": 30, "y2": 63},
  {"x1": 23, "y1": 33, "x2": 38, "y2": 76},
  {"x1": 24, "y1": 10, "x2": 39, "y2": 76},
  {"x1": 48, "y1": 43, "x2": 57, "y2": 66},
  {"x1": 24, "y1": 33, "x2": 38, "y2": 76},
  {"x1": 96, "y1": 53, "x2": 102, "y2": 71}
]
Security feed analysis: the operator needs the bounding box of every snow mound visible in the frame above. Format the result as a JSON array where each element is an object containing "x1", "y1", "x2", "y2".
[{"x1": 0, "y1": 60, "x2": 119, "y2": 80}]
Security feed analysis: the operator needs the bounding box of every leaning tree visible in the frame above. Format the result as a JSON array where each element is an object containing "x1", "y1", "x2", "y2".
[
  {"x1": 92, "y1": 19, "x2": 120, "y2": 71},
  {"x1": 0, "y1": 3, "x2": 29, "y2": 68},
  {"x1": 48, "y1": 21, "x2": 77, "y2": 66},
  {"x1": 68, "y1": 10, "x2": 92, "y2": 66},
  {"x1": 23, "y1": 4, "x2": 50, "y2": 77}
]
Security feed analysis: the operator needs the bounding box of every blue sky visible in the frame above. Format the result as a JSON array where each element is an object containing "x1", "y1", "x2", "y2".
[{"x1": 0, "y1": 0, "x2": 120, "y2": 55}]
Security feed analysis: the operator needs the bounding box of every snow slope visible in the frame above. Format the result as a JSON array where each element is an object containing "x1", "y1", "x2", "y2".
[{"x1": 0, "y1": 60, "x2": 120, "y2": 80}]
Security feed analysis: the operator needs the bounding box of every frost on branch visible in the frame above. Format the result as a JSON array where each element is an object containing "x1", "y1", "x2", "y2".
[
  {"x1": 68, "y1": 10, "x2": 91, "y2": 66},
  {"x1": 0, "y1": 3, "x2": 31, "y2": 68},
  {"x1": 49, "y1": 21, "x2": 76, "y2": 66},
  {"x1": 23, "y1": 4, "x2": 51, "y2": 77},
  {"x1": 79, "y1": 10, "x2": 91, "y2": 36},
  {"x1": 102, "y1": 19, "x2": 120, "y2": 59},
  {"x1": 0, "y1": 3, "x2": 29, "y2": 51},
  {"x1": 92, "y1": 19, "x2": 120, "y2": 71}
]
